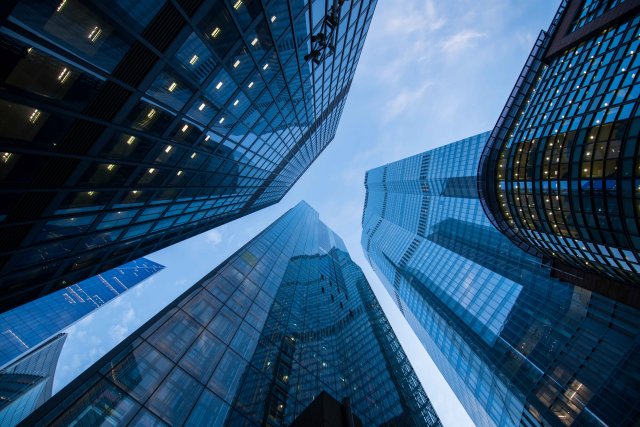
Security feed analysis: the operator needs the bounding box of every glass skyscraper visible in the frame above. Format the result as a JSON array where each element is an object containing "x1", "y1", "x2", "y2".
[
  {"x1": 0, "y1": 0, "x2": 377, "y2": 313},
  {"x1": 25, "y1": 202, "x2": 441, "y2": 426},
  {"x1": 362, "y1": 133, "x2": 640, "y2": 426},
  {"x1": 0, "y1": 257, "x2": 163, "y2": 367},
  {"x1": 478, "y1": 0, "x2": 640, "y2": 303},
  {"x1": 0, "y1": 333, "x2": 66, "y2": 426}
]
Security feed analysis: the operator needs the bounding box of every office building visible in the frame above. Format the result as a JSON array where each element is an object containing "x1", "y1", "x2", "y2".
[
  {"x1": 0, "y1": 0, "x2": 377, "y2": 312},
  {"x1": 478, "y1": 0, "x2": 640, "y2": 302},
  {"x1": 0, "y1": 257, "x2": 163, "y2": 367},
  {"x1": 25, "y1": 202, "x2": 441, "y2": 426},
  {"x1": 0, "y1": 333, "x2": 66, "y2": 426},
  {"x1": 362, "y1": 133, "x2": 640, "y2": 426}
]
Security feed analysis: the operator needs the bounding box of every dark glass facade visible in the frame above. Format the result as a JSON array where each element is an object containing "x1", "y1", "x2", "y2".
[
  {"x1": 478, "y1": 0, "x2": 640, "y2": 299},
  {"x1": 0, "y1": 333, "x2": 66, "y2": 426},
  {"x1": 25, "y1": 202, "x2": 441, "y2": 426},
  {"x1": 0, "y1": 0, "x2": 377, "y2": 312},
  {"x1": 0, "y1": 257, "x2": 163, "y2": 367},
  {"x1": 362, "y1": 133, "x2": 640, "y2": 426}
]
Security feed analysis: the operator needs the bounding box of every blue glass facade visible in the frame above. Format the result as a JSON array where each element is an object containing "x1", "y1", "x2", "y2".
[
  {"x1": 0, "y1": 0, "x2": 377, "y2": 312},
  {"x1": 478, "y1": 0, "x2": 640, "y2": 296},
  {"x1": 0, "y1": 258, "x2": 163, "y2": 367},
  {"x1": 25, "y1": 202, "x2": 441, "y2": 426},
  {"x1": 0, "y1": 333, "x2": 66, "y2": 426},
  {"x1": 362, "y1": 133, "x2": 640, "y2": 426}
]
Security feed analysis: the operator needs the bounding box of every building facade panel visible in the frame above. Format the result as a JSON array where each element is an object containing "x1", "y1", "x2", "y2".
[{"x1": 0, "y1": 0, "x2": 377, "y2": 312}]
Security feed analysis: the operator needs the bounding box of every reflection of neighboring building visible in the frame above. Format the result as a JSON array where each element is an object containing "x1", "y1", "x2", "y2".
[
  {"x1": 478, "y1": 0, "x2": 640, "y2": 302},
  {"x1": 0, "y1": 333, "x2": 66, "y2": 426},
  {"x1": 0, "y1": 258, "x2": 163, "y2": 367},
  {"x1": 362, "y1": 133, "x2": 640, "y2": 426},
  {"x1": 0, "y1": 0, "x2": 377, "y2": 313},
  {"x1": 25, "y1": 202, "x2": 441, "y2": 426}
]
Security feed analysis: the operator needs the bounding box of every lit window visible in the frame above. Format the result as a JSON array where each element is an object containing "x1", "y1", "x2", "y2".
[
  {"x1": 177, "y1": 170, "x2": 183, "y2": 176},
  {"x1": 165, "y1": 145, "x2": 172, "y2": 153},
  {"x1": 126, "y1": 136, "x2": 136, "y2": 145},
  {"x1": 215, "y1": 81, "x2": 223, "y2": 90},
  {"x1": 181, "y1": 124, "x2": 189, "y2": 132},
  {"x1": 271, "y1": 15, "x2": 276, "y2": 22},
  {"x1": 233, "y1": 59, "x2": 240, "y2": 68},
  {"x1": 233, "y1": 0, "x2": 242, "y2": 10},
  {"x1": 251, "y1": 38, "x2": 258, "y2": 46},
  {"x1": 262, "y1": 63, "x2": 269, "y2": 70},
  {"x1": 248, "y1": 81, "x2": 254, "y2": 88},
  {"x1": 57, "y1": 68, "x2": 71, "y2": 84},
  {"x1": 1, "y1": 153, "x2": 12, "y2": 163},
  {"x1": 219, "y1": 117, "x2": 225, "y2": 124},
  {"x1": 198, "y1": 103, "x2": 206, "y2": 111},
  {"x1": 211, "y1": 27, "x2": 221, "y2": 38},
  {"x1": 168, "y1": 82, "x2": 177, "y2": 92},
  {"x1": 147, "y1": 109, "x2": 156, "y2": 118},
  {"x1": 87, "y1": 191, "x2": 95, "y2": 196},
  {"x1": 56, "y1": 0, "x2": 67, "y2": 12},
  {"x1": 191, "y1": 152, "x2": 197, "y2": 159},
  {"x1": 106, "y1": 164, "x2": 115, "y2": 171},
  {"x1": 88, "y1": 26, "x2": 102, "y2": 43},
  {"x1": 189, "y1": 55, "x2": 199, "y2": 65},
  {"x1": 233, "y1": 99, "x2": 239, "y2": 106},
  {"x1": 148, "y1": 168, "x2": 155, "y2": 174},
  {"x1": 205, "y1": 135, "x2": 210, "y2": 141},
  {"x1": 29, "y1": 109, "x2": 41, "y2": 124}
]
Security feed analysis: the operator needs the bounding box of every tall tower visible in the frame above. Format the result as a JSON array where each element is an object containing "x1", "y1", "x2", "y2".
[
  {"x1": 25, "y1": 202, "x2": 441, "y2": 426},
  {"x1": 0, "y1": 0, "x2": 377, "y2": 312},
  {"x1": 362, "y1": 133, "x2": 640, "y2": 426},
  {"x1": 0, "y1": 257, "x2": 163, "y2": 366},
  {"x1": 478, "y1": 0, "x2": 640, "y2": 304}
]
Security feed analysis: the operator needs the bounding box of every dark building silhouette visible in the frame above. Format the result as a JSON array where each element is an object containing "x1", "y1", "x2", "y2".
[
  {"x1": 478, "y1": 0, "x2": 640, "y2": 304},
  {"x1": 24, "y1": 202, "x2": 441, "y2": 426},
  {"x1": 362, "y1": 133, "x2": 640, "y2": 426},
  {"x1": 0, "y1": 0, "x2": 376, "y2": 312}
]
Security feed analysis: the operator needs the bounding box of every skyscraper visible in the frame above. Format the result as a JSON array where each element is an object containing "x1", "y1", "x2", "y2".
[
  {"x1": 362, "y1": 133, "x2": 640, "y2": 426},
  {"x1": 0, "y1": 0, "x2": 377, "y2": 312},
  {"x1": 25, "y1": 202, "x2": 441, "y2": 426},
  {"x1": 0, "y1": 257, "x2": 163, "y2": 367},
  {"x1": 0, "y1": 333, "x2": 66, "y2": 426},
  {"x1": 478, "y1": 0, "x2": 640, "y2": 303}
]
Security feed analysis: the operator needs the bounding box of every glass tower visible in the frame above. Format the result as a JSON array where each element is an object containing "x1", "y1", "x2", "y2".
[
  {"x1": 25, "y1": 202, "x2": 441, "y2": 427},
  {"x1": 362, "y1": 133, "x2": 640, "y2": 426},
  {"x1": 0, "y1": 333, "x2": 66, "y2": 426},
  {"x1": 0, "y1": 0, "x2": 377, "y2": 312},
  {"x1": 0, "y1": 257, "x2": 163, "y2": 367},
  {"x1": 478, "y1": 0, "x2": 640, "y2": 303}
]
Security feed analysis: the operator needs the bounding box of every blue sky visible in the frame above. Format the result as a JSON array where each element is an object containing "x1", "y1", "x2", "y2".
[{"x1": 54, "y1": 1, "x2": 558, "y2": 425}]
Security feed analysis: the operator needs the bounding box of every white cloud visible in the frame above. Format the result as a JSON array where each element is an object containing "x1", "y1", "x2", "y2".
[
  {"x1": 441, "y1": 29, "x2": 486, "y2": 53},
  {"x1": 204, "y1": 229, "x2": 223, "y2": 246}
]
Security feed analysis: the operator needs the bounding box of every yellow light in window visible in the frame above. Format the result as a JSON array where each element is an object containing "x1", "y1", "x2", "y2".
[
  {"x1": 215, "y1": 81, "x2": 223, "y2": 90},
  {"x1": 211, "y1": 27, "x2": 221, "y2": 38},
  {"x1": 132, "y1": 190, "x2": 138, "y2": 194},
  {"x1": 189, "y1": 55, "x2": 199, "y2": 65},
  {"x1": 1, "y1": 153, "x2": 12, "y2": 163},
  {"x1": 251, "y1": 38, "x2": 258, "y2": 46},
  {"x1": 106, "y1": 164, "x2": 115, "y2": 171},
  {"x1": 147, "y1": 109, "x2": 156, "y2": 118},
  {"x1": 29, "y1": 109, "x2": 41, "y2": 124},
  {"x1": 248, "y1": 81, "x2": 254, "y2": 88},
  {"x1": 271, "y1": 15, "x2": 276, "y2": 22},
  {"x1": 198, "y1": 102, "x2": 206, "y2": 111},
  {"x1": 262, "y1": 63, "x2": 269, "y2": 70},
  {"x1": 126, "y1": 136, "x2": 136, "y2": 145},
  {"x1": 583, "y1": 168, "x2": 588, "y2": 172},
  {"x1": 191, "y1": 152, "x2": 197, "y2": 159},
  {"x1": 233, "y1": 99, "x2": 239, "y2": 106},
  {"x1": 87, "y1": 191, "x2": 95, "y2": 196},
  {"x1": 181, "y1": 124, "x2": 189, "y2": 132},
  {"x1": 219, "y1": 117, "x2": 225, "y2": 124},
  {"x1": 165, "y1": 145, "x2": 172, "y2": 153},
  {"x1": 88, "y1": 26, "x2": 102, "y2": 43},
  {"x1": 168, "y1": 82, "x2": 177, "y2": 92},
  {"x1": 233, "y1": 0, "x2": 242, "y2": 9},
  {"x1": 233, "y1": 59, "x2": 240, "y2": 68},
  {"x1": 205, "y1": 135, "x2": 210, "y2": 141},
  {"x1": 56, "y1": 0, "x2": 67, "y2": 12},
  {"x1": 177, "y1": 170, "x2": 183, "y2": 176},
  {"x1": 148, "y1": 168, "x2": 155, "y2": 174},
  {"x1": 57, "y1": 67, "x2": 71, "y2": 83}
]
